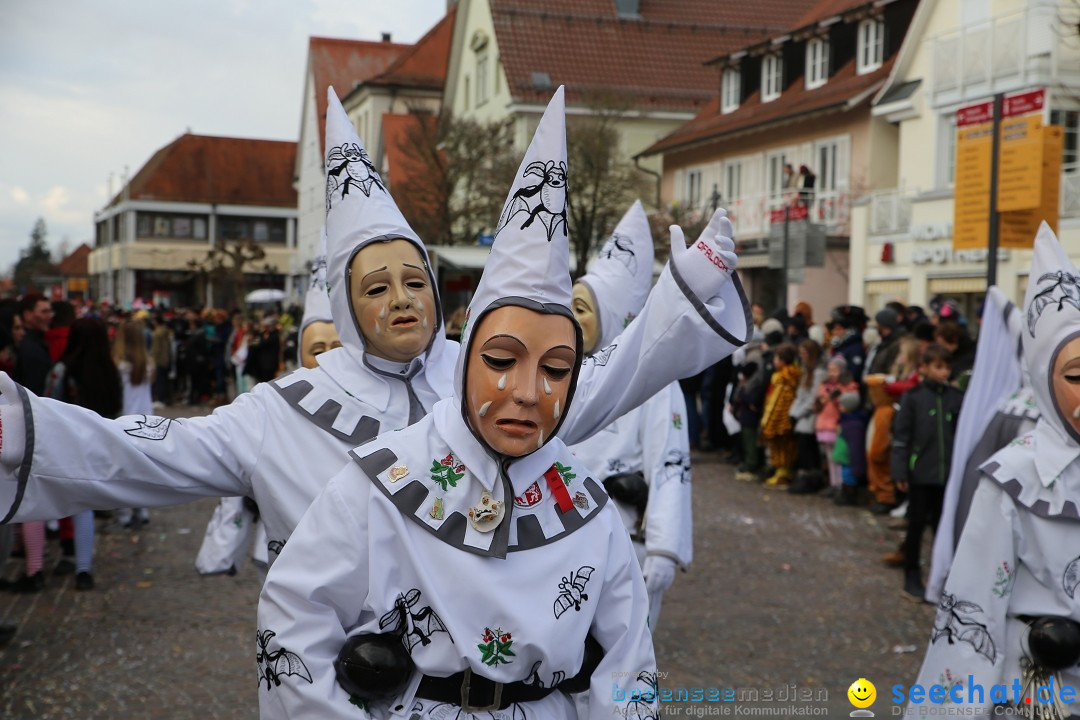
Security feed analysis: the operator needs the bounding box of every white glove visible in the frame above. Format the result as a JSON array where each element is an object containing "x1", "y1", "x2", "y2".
[
  {"x1": 669, "y1": 208, "x2": 737, "y2": 302},
  {"x1": 641, "y1": 555, "x2": 677, "y2": 595}
]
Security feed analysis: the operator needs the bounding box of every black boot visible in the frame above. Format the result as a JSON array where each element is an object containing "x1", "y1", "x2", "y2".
[
  {"x1": 787, "y1": 470, "x2": 813, "y2": 495},
  {"x1": 834, "y1": 485, "x2": 858, "y2": 506},
  {"x1": 11, "y1": 571, "x2": 44, "y2": 594},
  {"x1": 902, "y1": 570, "x2": 926, "y2": 603}
]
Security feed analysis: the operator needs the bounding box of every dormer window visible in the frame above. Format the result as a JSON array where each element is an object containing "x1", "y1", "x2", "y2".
[
  {"x1": 762, "y1": 54, "x2": 783, "y2": 102},
  {"x1": 857, "y1": 18, "x2": 885, "y2": 74},
  {"x1": 722, "y1": 67, "x2": 741, "y2": 113},
  {"x1": 806, "y1": 37, "x2": 829, "y2": 89}
]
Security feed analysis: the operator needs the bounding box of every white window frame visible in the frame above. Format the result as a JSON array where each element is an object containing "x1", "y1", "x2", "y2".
[
  {"x1": 805, "y1": 37, "x2": 829, "y2": 89},
  {"x1": 721, "y1": 67, "x2": 741, "y2": 114},
  {"x1": 857, "y1": 18, "x2": 885, "y2": 74},
  {"x1": 724, "y1": 160, "x2": 743, "y2": 202},
  {"x1": 761, "y1": 54, "x2": 783, "y2": 102},
  {"x1": 476, "y1": 54, "x2": 489, "y2": 106},
  {"x1": 686, "y1": 169, "x2": 703, "y2": 208},
  {"x1": 766, "y1": 149, "x2": 794, "y2": 198}
]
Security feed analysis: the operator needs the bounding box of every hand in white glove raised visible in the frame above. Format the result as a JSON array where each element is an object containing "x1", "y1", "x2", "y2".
[
  {"x1": 669, "y1": 208, "x2": 737, "y2": 302},
  {"x1": 641, "y1": 555, "x2": 677, "y2": 595}
]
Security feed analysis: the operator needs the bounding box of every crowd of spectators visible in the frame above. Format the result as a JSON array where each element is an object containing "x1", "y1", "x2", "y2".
[{"x1": 683, "y1": 294, "x2": 978, "y2": 602}]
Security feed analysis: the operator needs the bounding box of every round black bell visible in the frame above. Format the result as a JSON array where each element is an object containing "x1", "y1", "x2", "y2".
[
  {"x1": 1028, "y1": 617, "x2": 1080, "y2": 671},
  {"x1": 334, "y1": 633, "x2": 413, "y2": 700}
]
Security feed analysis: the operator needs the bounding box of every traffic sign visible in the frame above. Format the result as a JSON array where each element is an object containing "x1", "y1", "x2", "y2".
[
  {"x1": 953, "y1": 103, "x2": 994, "y2": 250},
  {"x1": 997, "y1": 114, "x2": 1043, "y2": 211},
  {"x1": 999, "y1": 124, "x2": 1063, "y2": 249}
]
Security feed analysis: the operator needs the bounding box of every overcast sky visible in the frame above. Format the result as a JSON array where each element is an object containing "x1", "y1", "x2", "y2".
[{"x1": 0, "y1": 0, "x2": 447, "y2": 274}]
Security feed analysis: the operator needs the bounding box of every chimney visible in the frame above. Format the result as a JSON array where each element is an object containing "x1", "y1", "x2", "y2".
[
  {"x1": 381, "y1": 32, "x2": 392, "y2": 42},
  {"x1": 614, "y1": 0, "x2": 640, "y2": 18}
]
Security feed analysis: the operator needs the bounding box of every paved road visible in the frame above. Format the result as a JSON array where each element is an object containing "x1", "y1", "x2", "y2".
[{"x1": 0, "y1": 405, "x2": 935, "y2": 718}]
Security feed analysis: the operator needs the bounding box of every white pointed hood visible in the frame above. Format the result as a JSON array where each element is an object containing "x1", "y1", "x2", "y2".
[
  {"x1": 1022, "y1": 222, "x2": 1080, "y2": 480},
  {"x1": 300, "y1": 227, "x2": 333, "y2": 336},
  {"x1": 454, "y1": 86, "x2": 582, "y2": 443},
  {"x1": 577, "y1": 200, "x2": 653, "y2": 349},
  {"x1": 322, "y1": 86, "x2": 445, "y2": 366}
]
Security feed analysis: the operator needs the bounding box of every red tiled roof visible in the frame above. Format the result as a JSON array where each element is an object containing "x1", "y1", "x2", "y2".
[
  {"x1": 309, "y1": 36, "x2": 410, "y2": 155},
  {"x1": 56, "y1": 244, "x2": 91, "y2": 277},
  {"x1": 113, "y1": 134, "x2": 297, "y2": 207},
  {"x1": 490, "y1": 0, "x2": 813, "y2": 112},
  {"x1": 643, "y1": 54, "x2": 893, "y2": 155},
  {"x1": 368, "y1": 7, "x2": 456, "y2": 91},
  {"x1": 790, "y1": 0, "x2": 873, "y2": 30}
]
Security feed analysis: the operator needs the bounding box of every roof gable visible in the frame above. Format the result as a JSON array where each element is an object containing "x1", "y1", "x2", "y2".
[
  {"x1": 57, "y1": 244, "x2": 91, "y2": 276},
  {"x1": 368, "y1": 7, "x2": 456, "y2": 91},
  {"x1": 307, "y1": 36, "x2": 410, "y2": 156},
  {"x1": 485, "y1": 0, "x2": 812, "y2": 112},
  {"x1": 115, "y1": 134, "x2": 297, "y2": 208}
]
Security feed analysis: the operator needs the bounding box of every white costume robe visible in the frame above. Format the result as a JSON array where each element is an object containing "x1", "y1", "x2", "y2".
[
  {"x1": 0, "y1": 263, "x2": 749, "y2": 564},
  {"x1": 570, "y1": 382, "x2": 691, "y2": 627},
  {"x1": 257, "y1": 399, "x2": 658, "y2": 720}
]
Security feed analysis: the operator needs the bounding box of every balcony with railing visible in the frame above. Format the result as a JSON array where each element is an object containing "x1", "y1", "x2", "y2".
[{"x1": 721, "y1": 189, "x2": 851, "y2": 240}]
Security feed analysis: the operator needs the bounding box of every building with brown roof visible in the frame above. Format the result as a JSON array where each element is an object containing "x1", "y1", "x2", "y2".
[
  {"x1": 639, "y1": 0, "x2": 919, "y2": 314},
  {"x1": 90, "y1": 133, "x2": 298, "y2": 309},
  {"x1": 295, "y1": 35, "x2": 411, "y2": 276},
  {"x1": 444, "y1": 0, "x2": 810, "y2": 193}
]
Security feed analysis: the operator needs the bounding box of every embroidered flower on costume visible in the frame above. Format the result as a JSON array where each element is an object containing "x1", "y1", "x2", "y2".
[
  {"x1": 554, "y1": 462, "x2": 576, "y2": 485},
  {"x1": 672, "y1": 413, "x2": 683, "y2": 430},
  {"x1": 991, "y1": 561, "x2": 1015, "y2": 598},
  {"x1": 430, "y1": 453, "x2": 466, "y2": 491},
  {"x1": 478, "y1": 626, "x2": 515, "y2": 666}
]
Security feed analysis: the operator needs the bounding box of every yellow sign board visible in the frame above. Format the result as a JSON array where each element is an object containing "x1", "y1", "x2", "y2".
[
  {"x1": 997, "y1": 114, "x2": 1044, "y2": 212},
  {"x1": 953, "y1": 120, "x2": 993, "y2": 250},
  {"x1": 999, "y1": 125, "x2": 1063, "y2": 249}
]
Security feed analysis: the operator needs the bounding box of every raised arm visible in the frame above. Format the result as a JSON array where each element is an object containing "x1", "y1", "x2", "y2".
[
  {"x1": 560, "y1": 209, "x2": 751, "y2": 445},
  {"x1": 257, "y1": 471, "x2": 372, "y2": 719},
  {"x1": 0, "y1": 372, "x2": 265, "y2": 522}
]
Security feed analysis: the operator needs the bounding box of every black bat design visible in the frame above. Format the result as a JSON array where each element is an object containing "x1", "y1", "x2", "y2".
[
  {"x1": 600, "y1": 233, "x2": 637, "y2": 274},
  {"x1": 622, "y1": 671, "x2": 660, "y2": 720},
  {"x1": 1026, "y1": 271, "x2": 1080, "y2": 336},
  {"x1": 325, "y1": 142, "x2": 385, "y2": 209},
  {"x1": 931, "y1": 593, "x2": 996, "y2": 664},
  {"x1": 378, "y1": 588, "x2": 452, "y2": 652},
  {"x1": 267, "y1": 540, "x2": 286, "y2": 556},
  {"x1": 496, "y1": 160, "x2": 569, "y2": 242},
  {"x1": 554, "y1": 566, "x2": 595, "y2": 618},
  {"x1": 663, "y1": 450, "x2": 691, "y2": 485},
  {"x1": 256, "y1": 629, "x2": 313, "y2": 691},
  {"x1": 589, "y1": 343, "x2": 616, "y2": 367}
]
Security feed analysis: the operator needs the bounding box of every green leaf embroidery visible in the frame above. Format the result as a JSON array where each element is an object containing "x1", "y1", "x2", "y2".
[{"x1": 554, "y1": 462, "x2": 576, "y2": 485}]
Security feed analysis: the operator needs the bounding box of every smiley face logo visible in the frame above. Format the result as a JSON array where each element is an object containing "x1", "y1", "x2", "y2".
[{"x1": 848, "y1": 678, "x2": 876, "y2": 710}]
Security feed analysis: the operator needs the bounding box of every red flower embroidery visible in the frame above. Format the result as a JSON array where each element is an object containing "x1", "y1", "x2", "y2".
[
  {"x1": 500, "y1": 633, "x2": 511, "y2": 643},
  {"x1": 441, "y1": 454, "x2": 453, "y2": 467},
  {"x1": 482, "y1": 629, "x2": 494, "y2": 643}
]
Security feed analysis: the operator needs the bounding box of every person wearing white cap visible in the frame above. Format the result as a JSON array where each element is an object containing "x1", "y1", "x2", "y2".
[
  {"x1": 258, "y1": 86, "x2": 658, "y2": 720},
  {"x1": 909, "y1": 224, "x2": 1080, "y2": 717},
  {"x1": 568, "y1": 199, "x2": 691, "y2": 631},
  {"x1": 297, "y1": 227, "x2": 341, "y2": 370},
  {"x1": 0, "y1": 85, "x2": 747, "y2": 589}
]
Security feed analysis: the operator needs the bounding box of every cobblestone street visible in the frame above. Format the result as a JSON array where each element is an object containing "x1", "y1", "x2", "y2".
[{"x1": 0, "y1": 407, "x2": 935, "y2": 719}]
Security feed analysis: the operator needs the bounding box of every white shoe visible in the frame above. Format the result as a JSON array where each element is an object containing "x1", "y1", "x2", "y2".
[{"x1": 889, "y1": 500, "x2": 908, "y2": 518}]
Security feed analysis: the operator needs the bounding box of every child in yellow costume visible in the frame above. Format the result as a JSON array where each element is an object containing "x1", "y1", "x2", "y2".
[
  {"x1": 864, "y1": 375, "x2": 898, "y2": 513},
  {"x1": 761, "y1": 343, "x2": 802, "y2": 488}
]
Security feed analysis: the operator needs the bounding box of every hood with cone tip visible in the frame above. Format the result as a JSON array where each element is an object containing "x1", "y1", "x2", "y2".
[
  {"x1": 577, "y1": 200, "x2": 653, "y2": 350},
  {"x1": 322, "y1": 86, "x2": 445, "y2": 367},
  {"x1": 1023, "y1": 222, "x2": 1080, "y2": 448},
  {"x1": 300, "y1": 227, "x2": 333, "y2": 336},
  {"x1": 454, "y1": 86, "x2": 583, "y2": 452}
]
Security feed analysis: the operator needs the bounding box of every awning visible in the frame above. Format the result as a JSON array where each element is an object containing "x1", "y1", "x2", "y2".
[
  {"x1": 736, "y1": 253, "x2": 771, "y2": 269},
  {"x1": 928, "y1": 276, "x2": 987, "y2": 294},
  {"x1": 864, "y1": 279, "x2": 910, "y2": 295}
]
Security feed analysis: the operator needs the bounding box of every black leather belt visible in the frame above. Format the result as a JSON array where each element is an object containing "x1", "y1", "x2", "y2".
[{"x1": 416, "y1": 668, "x2": 553, "y2": 712}]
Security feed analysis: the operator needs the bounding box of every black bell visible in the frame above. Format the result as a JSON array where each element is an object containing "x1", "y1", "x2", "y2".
[
  {"x1": 1028, "y1": 617, "x2": 1080, "y2": 672},
  {"x1": 334, "y1": 633, "x2": 413, "y2": 700}
]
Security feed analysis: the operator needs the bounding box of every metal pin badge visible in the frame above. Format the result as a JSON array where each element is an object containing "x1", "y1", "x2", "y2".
[{"x1": 389, "y1": 465, "x2": 409, "y2": 483}]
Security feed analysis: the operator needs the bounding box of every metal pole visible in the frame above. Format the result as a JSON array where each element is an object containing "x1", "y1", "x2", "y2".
[
  {"x1": 782, "y1": 204, "x2": 790, "y2": 310},
  {"x1": 987, "y1": 92, "x2": 1003, "y2": 288}
]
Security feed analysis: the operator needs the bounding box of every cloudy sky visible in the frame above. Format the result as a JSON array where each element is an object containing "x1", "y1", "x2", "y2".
[{"x1": 0, "y1": 0, "x2": 447, "y2": 274}]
